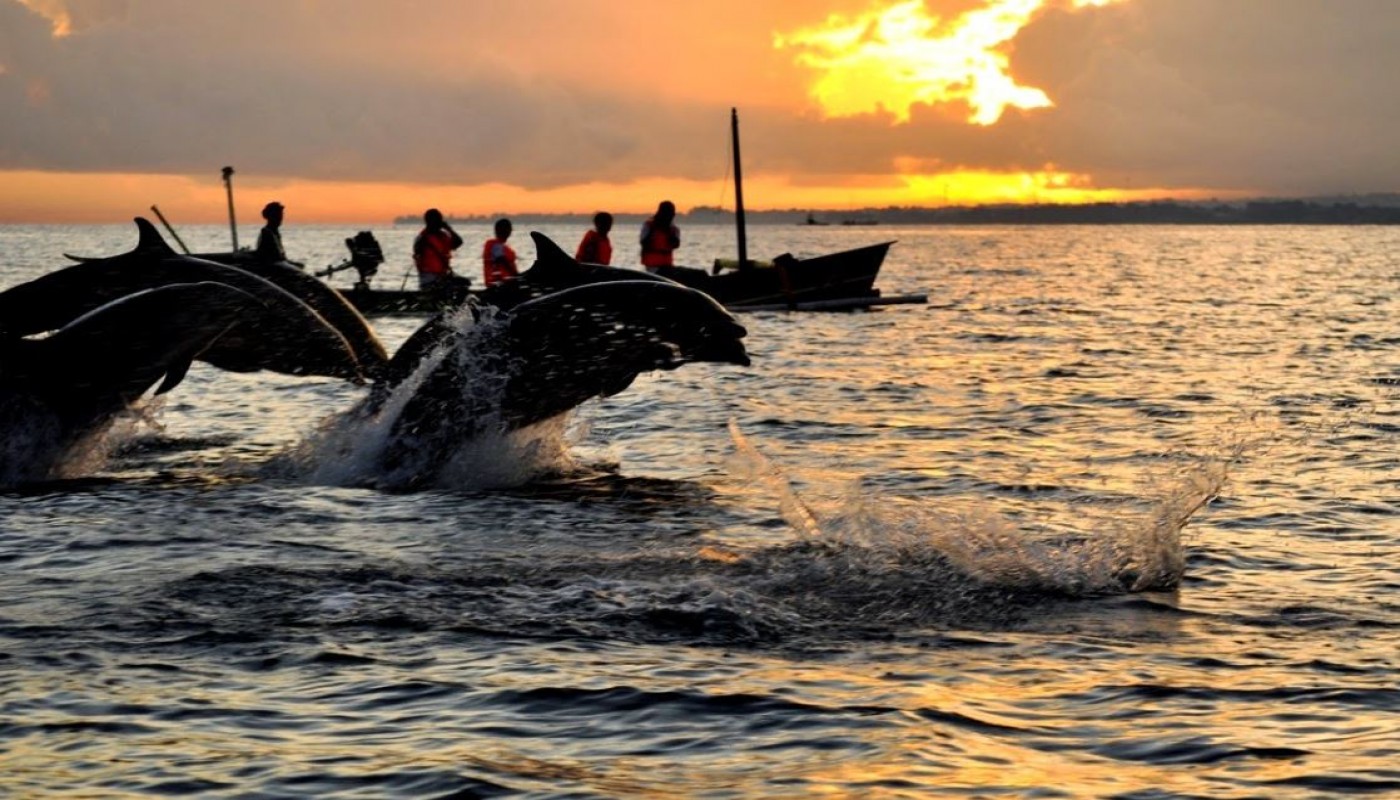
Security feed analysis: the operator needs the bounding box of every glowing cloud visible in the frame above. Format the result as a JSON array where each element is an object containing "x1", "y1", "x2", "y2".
[
  {"x1": 776, "y1": 0, "x2": 1128, "y2": 125},
  {"x1": 15, "y1": 0, "x2": 127, "y2": 38},
  {"x1": 16, "y1": 0, "x2": 74, "y2": 36}
]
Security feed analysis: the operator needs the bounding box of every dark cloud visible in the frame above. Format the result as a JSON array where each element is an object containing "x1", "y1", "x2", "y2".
[
  {"x1": 2, "y1": 0, "x2": 1398, "y2": 196},
  {"x1": 1012, "y1": 0, "x2": 1400, "y2": 193}
]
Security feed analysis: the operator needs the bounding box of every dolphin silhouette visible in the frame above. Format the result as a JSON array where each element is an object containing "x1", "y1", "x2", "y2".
[
  {"x1": 359, "y1": 280, "x2": 749, "y2": 487},
  {"x1": 0, "y1": 218, "x2": 385, "y2": 382},
  {"x1": 0, "y1": 282, "x2": 261, "y2": 485},
  {"x1": 1, "y1": 228, "x2": 749, "y2": 488}
]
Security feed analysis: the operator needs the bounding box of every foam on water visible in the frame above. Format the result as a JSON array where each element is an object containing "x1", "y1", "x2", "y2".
[
  {"x1": 726, "y1": 418, "x2": 1226, "y2": 599},
  {"x1": 0, "y1": 392, "x2": 167, "y2": 486},
  {"x1": 283, "y1": 304, "x2": 578, "y2": 491},
  {"x1": 162, "y1": 420, "x2": 1231, "y2": 647}
]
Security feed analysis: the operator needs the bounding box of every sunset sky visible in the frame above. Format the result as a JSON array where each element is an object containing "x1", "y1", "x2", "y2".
[{"x1": 2, "y1": 0, "x2": 1397, "y2": 223}]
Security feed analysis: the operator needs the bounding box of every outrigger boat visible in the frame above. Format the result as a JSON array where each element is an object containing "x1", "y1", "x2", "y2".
[
  {"x1": 320, "y1": 110, "x2": 919, "y2": 315},
  {"x1": 192, "y1": 116, "x2": 925, "y2": 316},
  {"x1": 300, "y1": 228, "x2": 909, "y2": 316}
]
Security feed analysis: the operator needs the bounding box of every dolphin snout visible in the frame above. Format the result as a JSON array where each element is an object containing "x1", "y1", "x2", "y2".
[{"x1": 692, "y1": 321, "x2": 750, "y2": 366}]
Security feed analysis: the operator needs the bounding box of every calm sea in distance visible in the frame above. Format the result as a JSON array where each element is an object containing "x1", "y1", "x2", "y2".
[{"x1": 1, "y1": 222, "x2": 1398, "y2": 798}]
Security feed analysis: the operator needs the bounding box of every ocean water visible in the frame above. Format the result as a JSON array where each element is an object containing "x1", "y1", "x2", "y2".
[{"x1": 1, "y1": 221, "x2": 1397, "y2": 798}]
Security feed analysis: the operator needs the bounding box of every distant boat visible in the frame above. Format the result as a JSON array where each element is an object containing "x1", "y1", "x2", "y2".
[
  {"x1": 803, "y1": 213, "x2": 829, "y2": 226},
  {"x1": 840, "y1": 218, "x2": 879, "y2": 226}
]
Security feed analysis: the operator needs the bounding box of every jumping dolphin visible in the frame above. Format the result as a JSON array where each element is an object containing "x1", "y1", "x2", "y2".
[
  {"x1": 2, "y1": 226, "x2": 749, "y2": 488},
  {"x1": 199, "y1": 254, "x2": 390, "y2": 380},
  {"x1": 359, "y1": 280, "x2": 750, "y2": 486},
  {"x1": 0, "y1": 219, "x2": 386, "y2": 382},
  {"x1": 0, "y1": 282, "x2": 261, "y2": 485}
]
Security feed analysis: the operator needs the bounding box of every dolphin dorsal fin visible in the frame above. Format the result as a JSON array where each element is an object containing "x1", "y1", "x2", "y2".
[
  {"x1": 133, "y1": 217, "x2": 177, "y2": 256},
  {"x1": 529, "y1": 231, "x2": 582, "y2": 277}
]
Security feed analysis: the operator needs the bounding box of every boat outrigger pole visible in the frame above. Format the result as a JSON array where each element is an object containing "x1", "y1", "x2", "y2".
[
  {"x1": 148, "y1": 204, "x2": 191, "y2": 255},
  {"x1": 221, "y1": 166, "x2": 239, "y2": 251},
  {"x1": 731, "y1": 108, "x2": 749, "y2": 271}
]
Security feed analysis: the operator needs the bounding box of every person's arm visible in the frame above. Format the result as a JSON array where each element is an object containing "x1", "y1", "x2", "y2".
[
  {"x1": 639, "y1": 221, "x2": 652, "y2": 245},
  {"x1": 444, "y1": 224, "x2": 463, "y2": 250},
  {"x1": 669, "y1": 226, "x2": 680, "y2": 249}
]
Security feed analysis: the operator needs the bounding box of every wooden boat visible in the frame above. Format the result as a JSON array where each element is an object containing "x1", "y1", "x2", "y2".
[
  {"x1": 646, "y1": 108, "x2": 908, "y2": 312},
  {"x1": 648, "y1": 241, "x2": 892, "y2": 308},
  {"x1": 336, "y1": 284, "x2": 465, "y2": 316},
  {"x1": 322, "y1": 244, "x2": 899, "y2": 316},
  {"x1": 311, "y1": 239, "x2": 897, "y2": 316},
  {"x1": 198, "y1": 116, "x2": 921, "y2": 316}
]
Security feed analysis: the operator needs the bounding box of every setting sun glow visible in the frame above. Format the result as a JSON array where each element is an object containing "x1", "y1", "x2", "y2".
[
  {"x1": 774, "y1": 0, "x2": 1135, "y2": 206},
  {"x1": 776, "y1": 0, "x2": 1126, "y2": 125},
  {"x1": 6, "y1": 0, "x2": 1361, "y2": 223}
]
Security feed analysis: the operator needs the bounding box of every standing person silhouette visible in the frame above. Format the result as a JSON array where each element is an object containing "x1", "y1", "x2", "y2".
[
  {"x1": 482, "y1": 218, "x2": 519, "y2": 287},
  {"x1": 639, "y1": 201, "x2": 680, "y2": 272},
  {"x1": 575, "y1": 211, "x2": 614, "y2": 265},
  {"x1": 412, "y1": 208, "x2": 468, "y2": 297}
]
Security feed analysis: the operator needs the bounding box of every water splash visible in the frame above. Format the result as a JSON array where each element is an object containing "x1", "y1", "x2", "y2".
[
  {"x1": 725, "y1": 419, "x2": 1226, "y2": 598},
  {"x1": 283, "y1": 305, "x2": 579, "y2": 491},
  {"x1": 164, "y1": 424, "x2": 1229, "y2": 646},
  {"x1": 0, "y1": 392, "x2": 163, "y2": 486}
]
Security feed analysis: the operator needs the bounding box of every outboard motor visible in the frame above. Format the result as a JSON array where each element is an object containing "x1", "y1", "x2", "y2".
[
  {"x1": 317, "y1": 231, "x2": 386, "y2": 289},
  {"x1": 345, "y1": 231, "x2": 385, "y2": 290}
]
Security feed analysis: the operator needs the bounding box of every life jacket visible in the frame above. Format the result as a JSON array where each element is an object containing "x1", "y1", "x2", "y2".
[
  {"x1": 482, "y1": 238, "x2": 518, "y2": 286},
  {"x1": 575, "y1": 229, "x2": 612, "y2": 265},
  {"x1": 640, "y1": 218, "x2": 678, "y2": 269},
  {"x1": 414, "y1": 229, "x2": 455, "y2": 275}
]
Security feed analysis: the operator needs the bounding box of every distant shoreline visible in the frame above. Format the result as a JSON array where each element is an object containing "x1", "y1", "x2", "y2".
[{"x1": 395, "y1": 198, "x2": 1400, "y2": 227}]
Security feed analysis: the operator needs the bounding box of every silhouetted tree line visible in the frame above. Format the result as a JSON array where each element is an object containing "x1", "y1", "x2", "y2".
[{"x1": 397, "y1": 199, "x2": 1400, "y2": 226}]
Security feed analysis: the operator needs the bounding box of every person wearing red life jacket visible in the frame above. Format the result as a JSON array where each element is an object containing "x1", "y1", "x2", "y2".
[
  {"x1": 575, "y1": 211, "x2": 614, "y2": 265},
  {"x1": 639, "y1": 200, "x2": 680, "y2": 272},
  {"x1": 412, "y1": 208, "x2": 467, "y2": 295},
  {"x1": 482, "y1": 218, "x2": 519, "y2": 287}
]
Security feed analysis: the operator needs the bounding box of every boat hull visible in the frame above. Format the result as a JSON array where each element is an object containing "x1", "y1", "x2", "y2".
[
  {"x1": 333, "y1": 241, "x2": 895, "y2": 316},
  {"x1": 656, "y1": 241, "x2": 893, "y2": 308},
  {"x1": 336, "y1": 286, "x2": 465, "y2": 316}
]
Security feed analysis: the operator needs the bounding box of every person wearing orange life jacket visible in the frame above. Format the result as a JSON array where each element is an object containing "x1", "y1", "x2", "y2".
[
  {"x1": 575, "y1": 211, "x2": 614, "y2": 265},
  {"x1": 482, "y1": 218, "x2": 519, "y2": 287},
  {"x1": 639, "y1": 200, "x2": 680, "y2": 272},
  {"x1": 412, "y1": 208, "x2": 467, "y2": 295}
]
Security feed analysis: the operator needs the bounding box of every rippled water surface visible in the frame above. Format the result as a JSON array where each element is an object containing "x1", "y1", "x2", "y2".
[{"x1": 2, "y1": 222, "x2": 1398, "y2": 798}]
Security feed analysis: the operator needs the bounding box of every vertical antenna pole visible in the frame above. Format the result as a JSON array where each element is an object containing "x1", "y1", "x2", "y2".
[
  {"x1": 221, "y1": 166, "x2": 239, "y2": 251},
  {"x1": 731, "y1": 108, "x2": 749, "y2": 270}
]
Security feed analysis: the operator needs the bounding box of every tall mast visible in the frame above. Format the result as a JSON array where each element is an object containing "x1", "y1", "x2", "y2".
[{"x1": 731, "y1": 108, "x2": 749, "y2": 270}]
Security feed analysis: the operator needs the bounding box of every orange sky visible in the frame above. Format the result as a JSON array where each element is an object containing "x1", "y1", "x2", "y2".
[{"x1": 1, "y1": 0, "x2": 1395, "y2": 223}]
